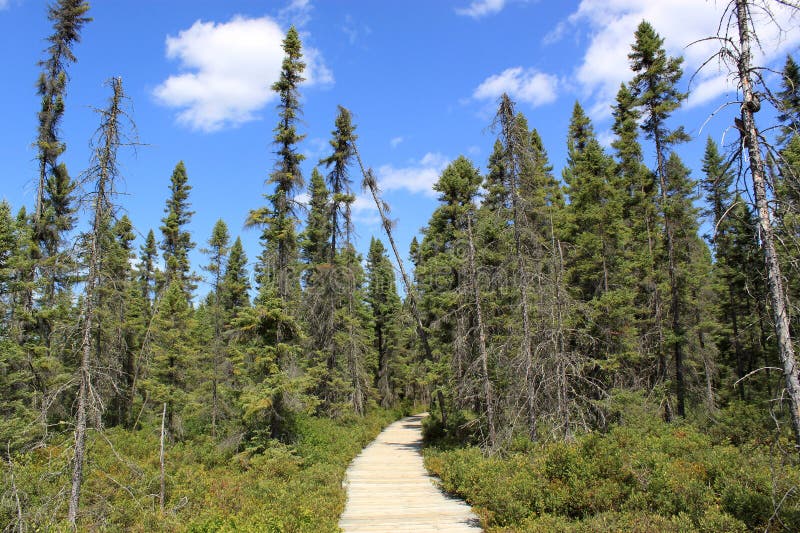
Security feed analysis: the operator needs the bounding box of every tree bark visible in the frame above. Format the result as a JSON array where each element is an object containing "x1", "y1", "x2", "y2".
[
  {"x1": 735, "y1": 0, "x2": 800, "y2": 447},
  {"x1": 465, "y1": 213, "x2": 497, "y2": 447},
  {"x1": 68, "y1": 78, "x2": 123, "y2": 527},
  {"x1": 353, "y1": 143, "x2": 447, "y2": 426},
  {"x1": 160, "y1": 402, "x2": 167, "y2": 514}
]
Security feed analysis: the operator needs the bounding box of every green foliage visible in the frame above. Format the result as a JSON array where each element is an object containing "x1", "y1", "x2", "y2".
[
  {"x1": 425, "y1": 401, "x2": 800, "y2": 532},
  {"x1": 160, "y1": 161, "x2": 196, "y2": 297},
  {"x1": 1, "y1": 410, "x2": 400, "y2": 531}
]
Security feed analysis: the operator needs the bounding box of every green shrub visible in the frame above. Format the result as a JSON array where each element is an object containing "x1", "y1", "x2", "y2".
[
  {"x1": 2, "y1": 408, "x2": 400, "y2": 531},
  {"x1": 425, "y1": 415, "x2": 800, "y2": 532}
]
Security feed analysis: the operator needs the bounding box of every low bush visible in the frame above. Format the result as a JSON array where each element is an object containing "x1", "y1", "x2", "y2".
[
  {"x1": 2, "y1": 408, "x2": 399, "y2": 531},
  {"x1": 425, "y1": 404, "x2": 800, "y2": 532}
]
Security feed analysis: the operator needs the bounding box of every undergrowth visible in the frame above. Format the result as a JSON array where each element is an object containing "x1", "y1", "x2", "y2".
[
  {"x1": 2, "y1": 408, "x2": 401, "y2": 531},
  {"x1": 423, "y1": 397, "x2": 800, "y2": 532}
]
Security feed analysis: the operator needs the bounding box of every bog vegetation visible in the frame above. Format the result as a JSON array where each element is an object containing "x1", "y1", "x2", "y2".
[{"x1": 2, "y1": 0, "x2": 800, "y2": 531}]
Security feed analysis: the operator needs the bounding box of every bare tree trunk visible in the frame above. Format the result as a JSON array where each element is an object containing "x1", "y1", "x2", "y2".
[
  {"x1": 7, "y1": 443, "x2": 24, "y2": 533},
  {"x1": 160, "y1": 402, "x2": 167, "y2": 514},
  {"x1": 498, "y1": 96, "x2": 537, "y2": 441},
  {"x1": 735, "y1": 0, "x2": 800, "y2": 447},
  {"x1": 654, "y1": 132, "x2": 681, "y2": 420},
  {"x1": 465, "y1": 213, "x2": 497, "y2": 447},
  {"x1": 68, "y1": 78, "x2": 125, "y2": 526},
  {"x1": 353, "y1": 143, "x2": 447, "y2": 426}
]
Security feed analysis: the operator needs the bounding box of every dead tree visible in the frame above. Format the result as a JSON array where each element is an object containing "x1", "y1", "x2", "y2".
[
  {"x1": 706, "y1": 0, "x2": 800, "y2": 446},
  {"x1": 464, "y1": 211, "x2": 497, "y2": 447},
  {"x1": 495, "y1": 94, "x2": 538, "y2": 440},
  {"x1": 68, "y1": 77, "x2": 128, "y2": 525},
  {"x1": 352, "y1": 141, "x2": 447, "y2": 426}
]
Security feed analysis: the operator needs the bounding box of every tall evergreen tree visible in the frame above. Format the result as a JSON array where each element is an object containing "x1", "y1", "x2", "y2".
[
  {"x1": 563, "y1": 102, "x2": 635, "y2": 383},
  {"x1": 201, "y1": 219, "x2": 230, "y2": 436},
  {"x1": 320, "y1": 106, "x2": 357, "y2": 260},
  {"x1": 611, "y1": 83, "x2": 662, "y2": 384},
  {"x1": 777, "y1": 55, "x2": 800, "y2": 144},
  {"x1": 34, "y1": 0, "x2": 90, "y2": 226},
  {"x1": 138, "y1": 229, "x2": 158, "y2": 307},
  {"x1": 160, "y1": 161, "x2": 196, "y2": 298},
  {"x1": 366, "y1": 237, "x2": 402, "y2": 407},
  {"x1": 221, "y1": 236, "x2": 251, "y2": 315},
  {"x1": 299, "y1": 168, "x2": 332, "y2": 278},
  {"x1": 628, "y1": 20, "x2": 690, "y2": 418},
  {"x1": 249, "y1": 25, "x2": 306, "y2": 305}
]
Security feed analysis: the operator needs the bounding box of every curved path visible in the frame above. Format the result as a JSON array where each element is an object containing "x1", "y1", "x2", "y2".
[{"x1": 339, "y1": 414, "x2": 482, "y2": 532}]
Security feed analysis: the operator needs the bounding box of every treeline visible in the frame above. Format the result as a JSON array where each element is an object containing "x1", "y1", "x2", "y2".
[
  {"x1": 415, "y1": 16, "x2": 800, "y2": 449},
  {"x1": 1, "y1": 5, "x2": 419, "y2": 526},
  {"x1": 2, "y1": 0, "x2": 800, "y2": 528}
]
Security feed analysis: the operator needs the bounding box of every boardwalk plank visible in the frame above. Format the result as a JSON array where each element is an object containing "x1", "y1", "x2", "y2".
[{"x1": 339, "y1": 414, "x2": 483, "y2": 532}]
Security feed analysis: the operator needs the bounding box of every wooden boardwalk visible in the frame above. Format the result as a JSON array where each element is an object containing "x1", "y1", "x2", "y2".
[{"x1": 339, "y1": 414, "x2": 483, "y2": 532}]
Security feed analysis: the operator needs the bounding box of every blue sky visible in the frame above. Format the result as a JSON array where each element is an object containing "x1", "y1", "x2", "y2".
[{"x1": 1, "y1": 0, "x2": 798, "y2": 298}]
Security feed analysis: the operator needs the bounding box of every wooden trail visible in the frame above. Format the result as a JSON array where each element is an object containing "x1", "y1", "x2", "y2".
[{"x1": 339, "y1": 414, "x2": 483, "y2": 532}]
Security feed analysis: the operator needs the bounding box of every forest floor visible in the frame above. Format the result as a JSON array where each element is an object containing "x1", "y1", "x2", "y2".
[{"x1": 339, "y1": 413, "x2": 482, "y2": 532}]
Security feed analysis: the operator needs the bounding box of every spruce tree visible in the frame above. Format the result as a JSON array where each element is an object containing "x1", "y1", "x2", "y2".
[
  {"x1": 34, "y1": 0, "x2": 90, "y2": 225},
  {"x1": 160, "y1": 161, "x2": 196, "y2": 298},
  {"x1": 221, "y1": 237, "x2": 251, "y2": 315},
  {"x1": 300, "y1": 168, "x2": 332, "y2": 274},
  {"x1": 250, "y1": 26, "x2": 305, "y2": 304},
  {"x1": 611, "y1": 83, "x2": 662, "y2": 384},
  {"x1": 628, "y1": 20, "x2": 690, "y2": 418},
  {"x1": 138, "y1": 229, "x2": 158, "y2": 307},
  {"x1": 201, "y1": 219, "x2": 230, "y2": 436},
  {"x1": 321, "y1": 106, "x2": 357, "y2": 261},
  {"x1": 366, "y1": 237, "x2": 402, "y2": 407},
  {"x1": 777, "y1": 55, "x2": 800, "y2": 144},
  {"x1": 563, "y1": 102, "x2": 635, "y2": 382}
]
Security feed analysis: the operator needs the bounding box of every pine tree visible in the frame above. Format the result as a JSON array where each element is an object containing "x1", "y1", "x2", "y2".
[
  {"x1": 629, "y1": 20, "x2": 690, "y2": 418},
  {"x1": 366, "y1": 237, "x2": 402, "y2": 407},
  {"x1": 69, "y1": 77, "x2": 129, "y2": 526},
  {"x1": 299, "y1": 168, "x2": 332, "y2": 279},
  {"x1": 611, "y1": 83, "x2": 662, "y2": 385},
  {"x1": 563, "y1": 102, "x2": 635, "y2": 384},
  {"x1": 250, "y1": 26, "x2": 306, "y2": 305},
  {"x1": 221, "y1": 237, "x2": 251, "y2": 315},
  {"x1": 160, "y1": 161, "x2": 196, "y2": 298},
  {"x1": 321, "y1": 105, "x2": 357, "y2": 261}
]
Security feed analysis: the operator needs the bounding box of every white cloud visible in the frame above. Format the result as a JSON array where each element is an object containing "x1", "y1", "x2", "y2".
[
  {"x1": 0, "y1": 1, "x2": 9, "y2": 10},
  {"x1": 390, "y1": 136, "x2": 405, "y2": 148},
  {"x1": 456, "y1": 0, "x2": 506, "y2": 18},
  {"x1": 342, "y1": 14, "x2": 372, "y2": 45},
  {"x1": 279, "y1": 0, "x2": 313, "y2": 28},
  {"x1": 472, "y1": 67, "x2": 559, "y2": 107},
  {"x1": 377, "y1": 152, "x2": 450, "y2": 197},
  {"x1": 154, "y1": 15, "x2": 332, "y2": 132},
  {"x1": 295, "y1": 192, "x2": 310, "y2": 206},
  {"x1": 557, "y1": 0, "x2": 800, "y2": 120}
]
